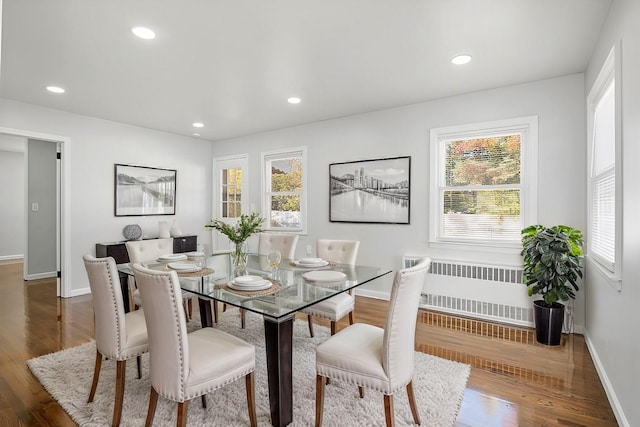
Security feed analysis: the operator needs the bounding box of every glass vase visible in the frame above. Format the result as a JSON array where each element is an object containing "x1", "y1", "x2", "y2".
[{"x1": 230, "y1": 241, "x2": 249, "y2": 277}]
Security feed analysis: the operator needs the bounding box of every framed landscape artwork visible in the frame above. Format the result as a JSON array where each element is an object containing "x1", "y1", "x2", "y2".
[
  {"x1": 114, "y1": 164, "x2": 176, "y2": 216},
  {"x1": 329, "y1": 156, "x2": 410, "y2": 224}
]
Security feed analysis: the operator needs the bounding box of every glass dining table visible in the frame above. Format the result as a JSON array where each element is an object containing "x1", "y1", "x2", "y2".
[{"x1": 117, "y1": 252, "x2": 391, "y2": 427}]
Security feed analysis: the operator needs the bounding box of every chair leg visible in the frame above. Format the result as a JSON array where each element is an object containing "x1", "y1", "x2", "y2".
[
  {"x1": 383, "y1": 394, "x2": 395, "y2": 427},
  {"x1": 307, "y1": 314, "x2": 315, "y2": 337},
  {"x1": 136, "y1": 355, "x2": 142, "y2": 379},
  {"x1": 183, "y1": 300, "x2": 190, "y2": 321},
  {"x1": 88, "y1": 351, "x2": 102, "y2": 403},
  {"x1": 241, "y1": 308, "x2": 246, "y2": 329},
  {"x1": 358, "y1": 386, "x2": 364, "y2": 398},
  {"x1": 212, "y1": 300, "x2": 219, "y2": 323},
  {"x1": 112, "y1": 360, "x2": 126, "y2": 427},
  {"x1": 176, "y1": 401, "x2": 188, "y2": 427},
  {"x1": 349, "y1": 310, "x2": 355, "y2": 325},
  {"x1": 315, "y1": 375, "x2": 325, "y2": 427},
  {"x1": 406, "y1": 381, "x2": 421, "y2": 425},
  {"x1": 188, "y1": 298, "x2": 193, "y2": 318},
  {"x1": 245, "y1": 372, "x2": 257, "y2": 427},
  {"x1": 330, "y1": 321, "x2": 336, "y2": 336},
  {"x1": 201, "y1": 394, "x2": 207, "y2": 408},
  {"x1": 145, "y1": 388, "x2": 159, "y2": 427}
]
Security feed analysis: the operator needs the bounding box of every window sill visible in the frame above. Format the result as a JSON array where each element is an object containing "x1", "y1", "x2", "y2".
[{"x1": 586, "y1": 256, "x2": 621, "y2": 292}]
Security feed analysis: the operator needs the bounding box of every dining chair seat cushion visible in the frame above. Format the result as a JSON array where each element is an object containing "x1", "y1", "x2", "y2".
[
  {"x1": 115, "y1": 309, "x2": 149, "y2": 360},
  {"x1": 301, "y1": 292, "x2": 354, "y2": 321},
  {"x1": 181, "y1": 328, "x2": 255, "y2": 399},
  {"x1": 316, "y1": 323, "x2": 399, "y2": 393},
  {"x1": 145, "y1": 325, "x2": 255, "y2": 402}
]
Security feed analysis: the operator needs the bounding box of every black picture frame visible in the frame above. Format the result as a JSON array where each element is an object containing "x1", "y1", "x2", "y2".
[
  {"x1": 329, "y1": 156, "x2": 410, "y2": 224},
  {"x1": 114, "y1": 164, "x2": 176, "y2": 216}
]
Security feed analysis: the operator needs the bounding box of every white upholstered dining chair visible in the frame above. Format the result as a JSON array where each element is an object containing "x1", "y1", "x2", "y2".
[
  {"x1": 125, "y1": 238, "x2": 195, "y2": 321},
  {"x1": 301, "y1": 239, "x2": 360, "y2": 336},
  {"x1": 258, "y1": 232, "x2": 299, "y2": 259},
  {"x1": 133, "y1": 264, "x2": 257, "y2": 427},
  {"x1": 83, "y1": 255, "x2": 148, "y2": 427},
  {"x1": 314, "y1": 257, "x2": 431, "y2": 427}
]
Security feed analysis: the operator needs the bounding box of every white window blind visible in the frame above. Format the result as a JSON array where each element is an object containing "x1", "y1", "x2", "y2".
[{"x1": 590, "y1": 78, "x2": 616, "y2": 272}]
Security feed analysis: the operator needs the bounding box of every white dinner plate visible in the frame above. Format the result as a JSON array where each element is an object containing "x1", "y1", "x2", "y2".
[
  {"x1": 167, "y1": 262, "x2": 201, "y2": 272},
  {"x1": 228, "y1": 280, "x2": 273, "y2": 291},
  {"x1": 233, "y1": 275, "x2": 264, "y2": 284},
  {"x1": 185, "y1": 251, "x2": 205, "y2": 258},
  {"x1": 158, "y1": 253, "x2": 188, "y2": 262},
  {"x1": 294, "y1": 259, "x2": 329, "y2": 267},
  {"x1": 302, "y1": 270, "x2": 347, "y2": 283}
]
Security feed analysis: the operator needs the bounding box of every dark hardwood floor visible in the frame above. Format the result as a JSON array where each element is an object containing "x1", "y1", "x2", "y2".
[{"x1": 0, "y1": 260, "x2": 618, "y2": 426}]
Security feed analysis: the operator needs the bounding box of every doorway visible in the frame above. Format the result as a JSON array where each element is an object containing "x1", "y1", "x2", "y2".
[{"x1": 0, "y1": 127, "x2": 70, "y2": 297}]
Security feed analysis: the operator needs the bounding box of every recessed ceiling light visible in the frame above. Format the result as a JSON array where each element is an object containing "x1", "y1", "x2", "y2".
[
  {"x1": 451, "y1": 54, "x2": 472, "y2": 65},
  {"x1": 46, "y1": 86, "x2": 65, "y2": 94},
  {"x1": 131, "y1": 26, "x2": 156, "y2": 40},
  {"x1": 193, "y1": 133, "x2": 200, "y2": 137},
  {"x1": 287, "y1": 97, "x2": 301, "y2": 104},
  {"x1": 192, "y1": 122, "x2": 204, "y2": 128}
]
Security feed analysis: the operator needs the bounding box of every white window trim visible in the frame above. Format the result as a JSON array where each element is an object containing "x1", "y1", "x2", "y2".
[
  {"x1": 429, "y1": 116, "x2": 538, "y2": 253},
  {"x1": 587, "y1": 42, "x2": 623, "y2": 289},
  {"x1": 261, "y1": 146, "x2": 308, "y2": 235}
]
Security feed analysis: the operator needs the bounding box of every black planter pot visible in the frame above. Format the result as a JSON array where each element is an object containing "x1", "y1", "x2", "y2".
[{"x1": 533, "y1": 300, "x2": 565, "y2": 345}]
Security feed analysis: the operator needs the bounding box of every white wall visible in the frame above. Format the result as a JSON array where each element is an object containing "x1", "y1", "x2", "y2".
[
  {"x1": 0, "y1": 98, "x2": 213, "y2": 296},
  {"x1": 0, "y1": 144, "x2": 25, "y2": 259},
  {"x1": 211, "y1": 74, "x2": 587, "y2": 321},
  {"x1": 583, "y1": 1, "x2": 640, "y2": 426}
]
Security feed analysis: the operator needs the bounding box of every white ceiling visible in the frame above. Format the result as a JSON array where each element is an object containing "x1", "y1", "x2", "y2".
[{"x1": 0, "y1": 0, "x2": 611, "y2": 141}]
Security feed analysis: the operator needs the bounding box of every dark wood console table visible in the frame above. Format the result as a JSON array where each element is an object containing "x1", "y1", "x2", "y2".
[{"x1": 95, "y1": 235, "x2": 197, "y2": 311}]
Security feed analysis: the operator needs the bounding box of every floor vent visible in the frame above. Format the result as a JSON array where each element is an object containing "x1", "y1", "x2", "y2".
[{"x1": 418, "y1": 310, "x2": 536, "y2": 343}]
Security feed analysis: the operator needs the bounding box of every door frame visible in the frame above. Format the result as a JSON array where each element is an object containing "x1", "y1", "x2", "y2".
[{"x1": 0, "y1": 126, "x2": 70, "y2": 297}]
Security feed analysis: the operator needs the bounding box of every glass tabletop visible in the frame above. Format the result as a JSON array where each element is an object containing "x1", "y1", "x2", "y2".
[{"x1": 118, "y1": 252, "x2": 391, "y2": 322}]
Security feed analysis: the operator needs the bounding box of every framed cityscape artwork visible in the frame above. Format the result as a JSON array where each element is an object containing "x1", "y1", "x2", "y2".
[
  {"x1": 329, "y1": 156, "x2": 410, "y2": 224},
  {"x1": 114, "y1": 164, "x2": 176, "y2": 216}
]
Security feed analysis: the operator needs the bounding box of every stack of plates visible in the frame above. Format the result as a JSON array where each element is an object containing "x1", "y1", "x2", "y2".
[
  {"x1": 167, "y1": 262, "x2": 201, "y2": 273},
  {"x1": 228, "y1": 275, "x2": 272, "y2": 291},
  {"x1": 293, "y1": 258, "x2": 329, "y2": 268},
  {"x1": 302, "y1": 270, "x2": 347, "y2": 285},
  {"x1": 185, "y1": 251, "x2": 205, "y2": 260},
  {"x1": 157, "y1": 253, "x2": 188, "y2": 262}
]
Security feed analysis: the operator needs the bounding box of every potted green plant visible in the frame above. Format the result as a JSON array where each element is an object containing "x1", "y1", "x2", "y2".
[
  {"x1": 206, "y1": 212, "x2": 265, "y2": 275},
  {"x1": 521, "y1": 224, "x2": 584, "y2": 345}
]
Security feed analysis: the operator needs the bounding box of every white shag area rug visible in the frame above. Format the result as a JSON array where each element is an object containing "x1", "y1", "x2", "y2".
[{"x1": 27, "y1": 310, "x2": 470, "y2": 426}]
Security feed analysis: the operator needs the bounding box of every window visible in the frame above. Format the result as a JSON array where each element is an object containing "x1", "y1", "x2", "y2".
[
  {"x1": 214, "y1": 155, "x2": 248, "y2": 221},
  {"x1": 588, "y1": 45, "x2": 621, "y2": 283},
  {"x1": 261, "y1": 147, "x2": 307, "y2": 233},
  {"x1": 430, "y1": 117, "x2": 538, "y2": 249}
]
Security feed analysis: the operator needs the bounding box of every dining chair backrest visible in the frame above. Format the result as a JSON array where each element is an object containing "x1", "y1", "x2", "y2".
[
  {"x1": 125, "y1": 238, "x2": 174, "y2": 263},
  {"x1": 382, "y1": 257, "x2": 431, "y2": 390},
  {"x1": 316, "y1": 239, "x2": 360, "y2": 265},
  {"x1": 133, "y1": 264, "x2": 189, "y2": 401},
  {"x1": 258, "y1": 233, "x2": 299, "y2": 259},
  {"x1": 83, "y1": 254, "x2": 128, "y2": 359}
]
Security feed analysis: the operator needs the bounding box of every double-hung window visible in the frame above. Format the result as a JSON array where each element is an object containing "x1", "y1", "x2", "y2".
[
  {"x1": 430, "y1": 116, "x2": 538, "y2": 249},
  {"x1": 588, "y1": 45, "x2": 621, "y2": 284},
  {"x1": 261, "y1": 147, "x2": 307, "y2": 233}
]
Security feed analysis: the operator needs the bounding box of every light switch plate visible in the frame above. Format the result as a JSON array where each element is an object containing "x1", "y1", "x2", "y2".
[{"x1": 31, "y1": 202, "x2": 39, "y2": 212}]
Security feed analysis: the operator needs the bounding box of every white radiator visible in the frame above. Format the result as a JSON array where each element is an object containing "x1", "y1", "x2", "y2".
[{"x1": 404, "y1": 257, "x2": 573, "y2": 332}]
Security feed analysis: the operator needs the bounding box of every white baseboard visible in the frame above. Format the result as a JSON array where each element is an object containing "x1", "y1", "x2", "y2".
[
  {"x1": 24, "y1": 271, "x2": 57, "y2": 280},
  {"x1": 0, "y1": 254, "x2": 24, "y2": 261},
  {"x1": 584, "y1": 333, "x2": 630, "y2": 427}
]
